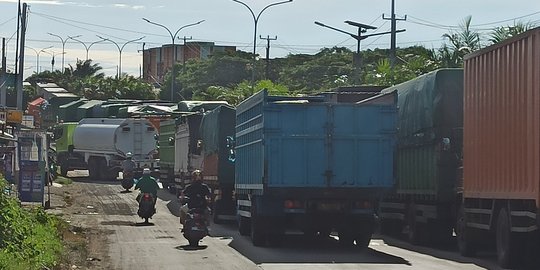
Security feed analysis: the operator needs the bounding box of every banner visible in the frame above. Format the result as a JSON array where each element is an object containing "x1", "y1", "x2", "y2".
[{"x1": 17, "y1": 131, "x2": 47, "y2": 203}]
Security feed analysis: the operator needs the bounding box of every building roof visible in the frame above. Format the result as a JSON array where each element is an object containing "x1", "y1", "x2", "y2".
[
  {"x1": 29, "y1": 97, "x2": 46, "y2": 106},
  {"x1": 42, "y1": 87, "x2": 69, "y2": 93},
  {"x1": 36, "y1": 82, "x2": 60, "y2": 88},
  {"x1": 78, "y1": 100, "x2": 105, "y2": 109},
  {"x1": 50, "y1": 92, "x2": 79, "y2": 98}
]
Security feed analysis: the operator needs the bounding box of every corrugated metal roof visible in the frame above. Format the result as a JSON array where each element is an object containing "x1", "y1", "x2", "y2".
[
  {"x1": 78, "y1": 100, "x2": 104, "y2": 109},
  {"x1": 60, "y1": 99, "x2": 87, "y2": 108}
]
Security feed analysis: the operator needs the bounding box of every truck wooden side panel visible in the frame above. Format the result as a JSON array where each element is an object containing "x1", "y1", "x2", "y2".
[{"x1": 463, "y1": 28, "x2": 540, "y2": 206}]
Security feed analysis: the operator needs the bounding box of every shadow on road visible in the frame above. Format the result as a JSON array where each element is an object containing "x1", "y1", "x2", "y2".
[
  {"x1": 373, "y1": 234, "x2": 505, "y2": 270},
  {"x1": 175, "y1": 245, "x2": 208, "y2": 251},
  {"x1": 134, "y1": 222, "x2": 155, "y2": 227},
  {"x1": 208, "y1": 223, "x2": 410, "y2": 265},
  {"x1": 100, "y1": 220, "x2": 135, "y2": 226}
]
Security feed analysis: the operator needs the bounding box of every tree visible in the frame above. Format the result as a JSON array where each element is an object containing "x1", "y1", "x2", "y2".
[
  {"x1": 440, "y1": 16, "x2": 481, "y2": 67},
  {"x1": 489, "y1": 21, "x2": 536, "y2": 44}
]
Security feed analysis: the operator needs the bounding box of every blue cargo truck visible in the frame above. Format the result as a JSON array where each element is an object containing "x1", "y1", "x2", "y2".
[{"x1": 234, "y1": 89, "x2": 398, "y2": 247}]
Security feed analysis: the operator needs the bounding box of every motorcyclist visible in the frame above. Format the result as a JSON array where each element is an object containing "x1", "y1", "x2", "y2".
[
  {"x1": 134, "y1": 168, "x2": 159, "y2": 206},
  {"x1": 180, "y1": 170, "x2": 211, "y2": 224},
  {"x1": 122, "y1": 152, "x2": 136, "y2": 187}
]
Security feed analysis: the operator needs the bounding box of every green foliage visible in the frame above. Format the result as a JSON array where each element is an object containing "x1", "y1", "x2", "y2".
[
  {"x1": 25, "y1": 59, "x2": 156, "y2": 100},
  {"x1": 0, "y1": 178, "x2": 64, "y2": 270},
  {"x1": 439, "y1": 16, "x2": 481, "y2": 67},
  {"x1": 192, "y1": 80, "x2": 290, "y2": 106},
  {"x1": 489, "y1": 21, "x2": 537, "y2": 44}
]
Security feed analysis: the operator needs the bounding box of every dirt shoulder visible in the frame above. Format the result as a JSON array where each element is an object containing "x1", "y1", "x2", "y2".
[{"x1": 46, "y1": 175, "x2": 113, "y2": 270}]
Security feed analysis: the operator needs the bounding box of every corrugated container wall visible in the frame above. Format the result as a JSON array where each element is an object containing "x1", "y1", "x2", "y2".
[{"x1": 463, "y1": 27, "x2": 540, "y2": 206}]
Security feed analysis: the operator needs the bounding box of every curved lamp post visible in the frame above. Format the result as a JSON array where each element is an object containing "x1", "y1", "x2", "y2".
[
  {"x1": 97, "y1": 36, "x2": 145, "y2": 78},
  {"x1": 143, "y1": 18, "x2": 205, "y2": 101},
  {"x1": 47, "y1": 33, "x2": 81, "y2": 71},
  {"x1": 70, "y1": 37, "x2": 106, "y2": 60},
  {"x1": 231, "y1": 0, "x2": 292, "y2": 89},
  {"x1": 26, "y1": 45, "x2": 53, "y2": 73}
]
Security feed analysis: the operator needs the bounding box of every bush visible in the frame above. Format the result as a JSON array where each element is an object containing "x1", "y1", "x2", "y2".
[{"x1": 0, "y1": 178, "x2": 64, "y2": 270}]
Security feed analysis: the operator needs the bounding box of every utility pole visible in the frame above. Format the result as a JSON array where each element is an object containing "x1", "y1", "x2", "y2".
[
  {"x1": 383, "y1": 0, "x2": 406, "y2": 84},
  {"x1": 259, "y1": 35, "x2": 277, "y2": 80},
  {"x1": 315, "y1": 20, "x2": 401, "y2": 85},
  {"x1": 16, "y1": 3, "x2": 28, "y2": 111},
  {"x1": 1, "y1": 38, "x2": 6, "y2": 106},
  {"x1": 181, "y1": 36, "x2": 192, "y2": 71}
]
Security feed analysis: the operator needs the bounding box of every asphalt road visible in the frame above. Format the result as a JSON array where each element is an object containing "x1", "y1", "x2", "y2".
[{"x1": 65, "y1": 174, "x2": 507, "y2": 270}]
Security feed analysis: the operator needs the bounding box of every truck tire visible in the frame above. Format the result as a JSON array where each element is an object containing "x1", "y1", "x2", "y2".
[
  {"x1": 354, "y1": 231, "x2": 372, "y2": 248},
  {"x1": 496, "y1": 208, "x2": 519, "y2": 268},
  {"x1": 88, "y1": 158, "x2": 98, "y2": 180},
  {"x1": 251, "y1": 217, "x2": 266, "y2": 246},
  {"x1": 60, "y1": 161, "x2": 69, "y2": 177},
  {"x1": 406, "y1": 204, "x2": 425, "y2": 245},
  {"x1": 238, "y1": 216, "x2": 250, "y2": 236},
  {"x1": 213, "y1": 201, "x2": 224, "y2": 224},
  {"x1": 457, "y1": 207, "x2": 476, "y2": 257}
]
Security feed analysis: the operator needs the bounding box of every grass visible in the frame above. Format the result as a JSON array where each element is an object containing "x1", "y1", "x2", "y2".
[
  {"x1": 55, "y1": 176, "x2": 73, "y2": 185},
  {"x1": 0, "y1": 177, "x2": 65, "y2": 270}
]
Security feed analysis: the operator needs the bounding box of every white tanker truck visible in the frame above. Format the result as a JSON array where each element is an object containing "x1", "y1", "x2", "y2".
[{"x1": 55, "y1": 118, "x2": 159, "y2": 180}]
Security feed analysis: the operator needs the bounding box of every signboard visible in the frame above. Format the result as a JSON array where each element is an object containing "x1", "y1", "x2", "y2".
[
  {"x1": 17, "y1": 131, "x2": 47, "y2": 203},
  {"x1": 22, "y1": 115, "x2": 34, "y2": 128},
  {"x1": 7, "y1": 110, "x2": 23, "y2": 124},
  {"x1": 0, "y1": 109, "x2": 23, "y2": 124}
]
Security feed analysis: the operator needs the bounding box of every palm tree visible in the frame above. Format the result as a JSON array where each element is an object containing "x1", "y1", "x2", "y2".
[
  {"x1": 67, "y1": 59, "x2": 105, "y2": 79},
  {"x1": 439, "y1": 16, "x2": 481, "y2": 67},
  {"x1": 489, "y1": 21, "x2": 536, "y2": 44}
]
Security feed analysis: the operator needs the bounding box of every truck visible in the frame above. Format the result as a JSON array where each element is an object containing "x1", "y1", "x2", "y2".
[
  {"x1": 55, "y1": 118, "x2": 159, "y2": 180},
  {"x1": 198, "y1": 105, "x2": 236, "y2": 224},
  {"x1": 157, "y1": 101, "x2": 229, "y2": 192},
  {"x1": 234, "y1": 89, "x2": 397, "y2": 247},
  {"x1": 378, "y1": 69, "x2": 464, "y2": 244},
  {"x1": 457, "y1": 27, "x2": 540, "y2": 268}
]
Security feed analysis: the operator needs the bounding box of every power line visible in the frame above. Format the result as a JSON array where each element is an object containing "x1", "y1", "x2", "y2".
[
  {"x1": 0, "y1": 17, "x2": 16, "y2": 28},
  {"x1": 31, "y1": 11, "x2": 168, "y2": 39}
]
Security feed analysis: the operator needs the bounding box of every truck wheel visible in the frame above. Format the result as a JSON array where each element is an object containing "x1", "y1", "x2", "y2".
[
  {"x1": 60, "y1": 162, "x2": 69, "y2": 177},
  {"x1": 238, "y1": 216, "x2": 250, "y2": 236},
  {"x1": 406, "y1": 204, "x2": 425, "y2": 245},
  {"x1": 88, "y1": 159, "x2": 98, "y2": 180},
  {"x1": 496, "y1": 208, "x2": 519, "y2": 268},
  {"x1": 457, "y1": 207, "x2": 476, "y2": 257},
  {"x1": 354, "y1": 231, "x2": 372, "y2": 248},
  {"x1": 213, "y1": 201, "x2": 223, "y2": 224},
  {"x1": 251, "y1": 217, "x2": 266, "y2": 246},
  {"x1": 338, "y1": 230, "x2": 354, "y2": 247}
]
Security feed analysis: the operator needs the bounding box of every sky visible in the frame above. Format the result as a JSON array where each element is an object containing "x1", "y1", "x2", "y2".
[{"x1": 1, "y1": 0, "x2": 539, "y2": 79}]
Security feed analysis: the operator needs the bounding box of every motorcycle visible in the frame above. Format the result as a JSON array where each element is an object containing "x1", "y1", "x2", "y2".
[
  {"x1": 181, "y1": 195, "x2": 209, "y2": 247},
  {"x1": 137, "y1": 192, "x2": 156, "y2": 224},
  {"x1": 121, "y1": 171, "x2": 134, "y2": 191}
]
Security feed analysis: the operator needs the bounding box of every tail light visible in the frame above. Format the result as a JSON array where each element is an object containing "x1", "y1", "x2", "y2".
[
  {"x1": 353, "y1": 201, "x2": 372, "y2": 209},
  {"x1": 284, "y1": 200, "x2": 304, "y2": 209},
  {"x1": 143, "y1": 194, "x2": 152, "y2": 201}
]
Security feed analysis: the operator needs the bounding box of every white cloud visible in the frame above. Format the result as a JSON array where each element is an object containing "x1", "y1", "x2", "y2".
[{"x1": 112, "y1": 3, "x2": 145, "y2": 10}]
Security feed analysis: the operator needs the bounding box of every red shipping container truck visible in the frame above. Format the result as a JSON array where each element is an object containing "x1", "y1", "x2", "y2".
[{"x1": 459, "y1": 27, "x2": 540, "y2": 268}]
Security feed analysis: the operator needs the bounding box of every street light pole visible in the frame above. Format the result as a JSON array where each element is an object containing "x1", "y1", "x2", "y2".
[
  {"x1": 231, "y1": 0, "x2": 293, "y2": 90},
  {"x1": 97, "y1": 36, "x2": 145, "y2": 78},
  {"x1": 42, "y1": 50, "x2": 63, "y2": 71},
  {"x1": 47, "y1": 33, "x2": 81, "y2": 71},
  {"x1": 143, "y1": 18, "x2": 205, "y2": 102},
  {"x1": 70, "y1": 37, "x2": 105, "y2": 60},
  {"x1": 26, "y1": 45, "x2": 53, "y2": 73}
]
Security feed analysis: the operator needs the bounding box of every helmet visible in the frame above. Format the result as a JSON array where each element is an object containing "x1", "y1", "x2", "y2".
[
  {"x1": 143, "y1": 168, "x2": 151, "y2": 175},
  {"x1": 191, "y1": 170, "x2": 202, "y2": 181},
  {"x1": 126, "y1": 152, "x2": 133, "y2": 158}
]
